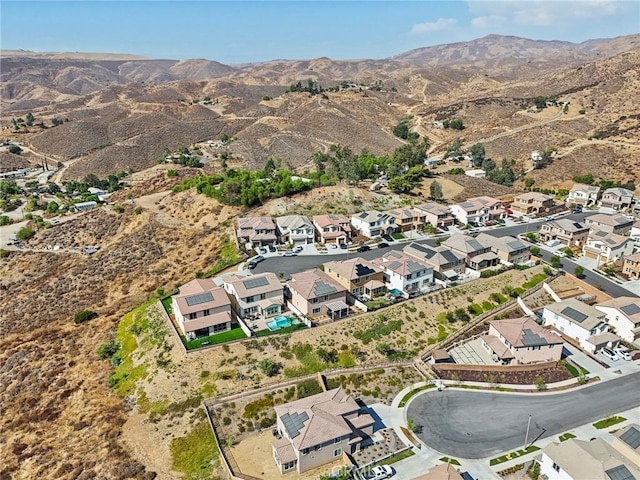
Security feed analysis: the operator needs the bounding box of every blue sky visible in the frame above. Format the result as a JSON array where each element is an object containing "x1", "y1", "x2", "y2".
[{"x1": 2, "y1": 1, "x2": 638, "y2": 64}]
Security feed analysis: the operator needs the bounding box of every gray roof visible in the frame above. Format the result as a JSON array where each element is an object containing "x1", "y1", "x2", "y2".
[
  {"x1": 603, "y1": 187, "x2": 634, "y2": 197},
  {"x1": 242, "y1": 276, "x2": 269, "y2": 290},
  {"x1": 185, "y1": 292, "x2": 214, "y2": 306},
  {"x1": 585, "y1": 213, "x2": 633, "y2": 227},
  {"x1": 605, "y1": 465, "x2": 635, "y2": 480},
  {"x1": 281, "y1": 411, "x2": 309, "y2": 439},
  {"x1": 478, "y1": 233, "x2": 529, "y2": 253},
  {"x1": 549, "y1": 218, "x2": 588, "y2": 233},
  {"x1": 545, "y1": 299, "x2": 605, "y2": 330},
  {"x1": 403, "y1": 242, "x2": 465, "y2": 267},
  {"x1": 276, "y1": 214, "x2": 312, "y2": 231},
  {"x1": 619, "y1": 426, "x2": 640, "y2": 450}
]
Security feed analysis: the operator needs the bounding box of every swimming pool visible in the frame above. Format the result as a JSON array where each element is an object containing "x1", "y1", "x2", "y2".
[
  {"x1": 266, "y1": 315, "x2": 300, "y2": 331},
  {"x1": 389, "y1": 288, "x2": 404, "y2": 296}
]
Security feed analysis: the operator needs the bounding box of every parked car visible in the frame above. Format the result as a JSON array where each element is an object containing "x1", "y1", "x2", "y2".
[
  {"x1": 378, "y1": 242, "x2": 389, "y2": 248},
  {"x1": 329, "y1": 243, "x2": 338, "y2": 249},
  {"x1": 468, "y1": 228, "x2": 479, "y2": 234},
  {"x1": 339, "y1": 243, "x2": 348, "y2": 249},
  {"x1": 614, "y1": 347, "x2": 632, "y2": 361},
  {"x1": 599, "y1": 347, "x2": 619, "y2": 361},
  {"x1": 258, "y1": 247, "x2": 268, "y2": 255},
  {"x1": 357, "y1": 245, "x2": 371, "y2": 252},
  {"x1": 571, "y1": 208, "x2": 582, "y2": 214},
  {"x1": 268, "y1": 245, "x2": 277, "y2": 253},
  {"x1": 282, "y1": 251, "x2": 297, "y2": 257},
  {"x1": 247, "y1": 261, "x2": 258, "y2": 269},
  {"x1": 254, "y1": 255, "x2": 265, "y2": 263},
  {"x1": 545, "y1": 216, "x2": 554, "y2": 221},
  {"x1": 293, "y1": 245, "x2": 304, "y2": 253},
  {"x1": 381, "y1": 234, "x2": 393, "y2": 242},
  {"x1": 366, "y1": 465, "x2": 393, "y2": 479}
]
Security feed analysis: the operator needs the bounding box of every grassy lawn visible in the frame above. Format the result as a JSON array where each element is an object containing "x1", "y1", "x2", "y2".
[
  {"x1": 392, "y1": 232, "x2": 406, "y2": 240},
  {"x1": 489, "y1": 446, "x2": 540, "y2": 466},
  {"x1": 559, "y1": 432, "x2": 576, "y2": 442},
  {"x1": 593, "y1": 416, "x2": 626, "y2": 430},
  {"x1": 398, "y1": 384, "x2": 436, "y2": 407},
  {"x1": 439, "y1": 457, "x2": 461, "y2": 466},
  {"x1": 564, "y1": 363, "x2": 589, "y2": 377},
  {"x1": 522, "y1": 273, "x2": 548, "y2": 290},
  {"x1": 371, "y1": 448, "x2": 415, "y2": 468},
  {"x1": 182, "y1": 326, "x2": 247, "y2": 350},
  {"x1": 161, "y1": 296, "x2": 173, "y2": 315},
  {"x1": 170, "y1": 420, "x2": 219, "y2": 479}
]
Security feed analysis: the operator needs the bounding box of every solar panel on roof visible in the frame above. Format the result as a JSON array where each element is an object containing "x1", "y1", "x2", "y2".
[
  {"x1": 354, "y1": 264, "x2": 376, "y2": 277},
  {"x1": 621, "y1": 304, "x2": 640, "y2": 316},
  {"x1": 185, "y1": 291, "x2": 214, "y2": 306},
  {"x1": 387, "y1": 261, "x2": 402, "y2": 270},
  {"x1": 560, "y1": 306, "x2": 589, "y2": 323},
  {"x1": 314, "y1": 281, "x2": 337, "y2": 296},
  {"x1": 281, "y1": 411, "x2": 309, "y2": 438},
  {"x1": 521, "y1": 329, "x2": 547, "y2": 347},
  {"x1": 619, "y1": 426, "x2": 640, "y2": 449},
  {"x1": 243, "y1": 276, "x2": 269, "y2": 289},
  {"x1": 605, "y1": 465, "x2": 635, "y2": 480}
]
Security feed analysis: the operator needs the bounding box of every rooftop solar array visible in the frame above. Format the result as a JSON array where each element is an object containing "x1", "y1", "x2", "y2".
[
  {"x1": 185, "y1": 291, "x2": 214, "y2": 306},
  {"x1": 387, "y1": 261, "x2": 402, "y2": 271},
  {"x1": 621, "y1": 304, "x2": 640, "y2": 316},
  {"x1": 354, "y1": 263, "x2": 376, "y2": 277},
  {"x1": 619, "y1": 426, "x2": 640, "y2": 449},
  {"x1": 281, "y1": 411, "x2": 309, "y2": 438},
  {"x1": 521, "y1": 329, "x2": 548, "y2": 346},
  {"x1": 561, "y1": 306, "x2": 589, "y2": 323},
  {"x1": 242, "y1": 276, "x2": 269, "y2": 290},
  {"x1": 407, "y1": 260, "x2": 426, "y2": 273},
  {"x1": 605, "y1": 465, "x2": 635, "y2": 480},
  {"x1": 314, "y1": 281, "x2": 337, "y2": 296}
]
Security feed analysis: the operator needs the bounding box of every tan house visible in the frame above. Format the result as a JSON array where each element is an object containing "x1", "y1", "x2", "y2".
[
  {"x1": 441, "y1": 233, "x2": 500, "y2": 271},
  {"x1": 600, "y1": 187, "x2": 634, "y2": 211},
  {"x1": 539, "y1": 218, "x2": 589, "y2": 247},
  {"x1": 582, "y1": 230, "x2": 633, "y2": 264},
  {"x1": 404, "y1": 242, "x2": 466, "y2": 282},
  {"x1": 411, "y1": 463, "x2": 464, "y2": 480},
  {"x1": 584, "y1": 213, "x2": 634, "y2": 235},
  {"x1": 272, "y1": 388, "x2": 374, "y2": 474},
  {"x1": 236, "y1": 216, "x2": 278, "y2": 248},
  {"x1": 482, "y1": 317, "x2": 563, "y2": 365},
  {"x1": 276, "y1": 215, "x2": 315, "y2": 245},
  {"x1": 387, "y1": 207, "x2": 427, "y2": 232},
  {"x1": 612, "y1": 424, "x2": 640, "y2": 467},
  {"x1": 623, "y1": 253, "x2": 640, "y2": 280},
  {"x1": 414, "y1": 202, "x2": 456, "y2": 228},
  {"x1": 324, "y1": 257, "x2": 386, "y2": 298},
  {"x1": 476, "y1": 233, "x2": 531, "y2": 265},
  {"x1": 567, "y1": 183, "x2": 601, "y2": 207},
  {"x1": 222, "y1": 272, "x2": 283, "y2": 319},
  {"x1": 287, "y1": 269, "x2": 349, "y2": 320},
  {"x1": 171, "y1": 279, "x2": 233, "y2": 340},
  {"x1": 313, "y1": 214, "x2": 352, "y2": 245},
  {"x1": 511, "y1": 192, "x2": 555, "y2": 215},
  {"x1": 595, "y1": 296, "x2": 640, "y2": 345}
]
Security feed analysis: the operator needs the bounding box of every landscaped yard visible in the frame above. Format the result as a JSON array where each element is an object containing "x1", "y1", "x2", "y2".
[
  {"x1": 489, "y1": 446, "x2": 540, "y2": 466},
  {"x1": 371, "y1": 448, "x2": 415, "y2": 467},
  {"x1": 593, "y1": 415, "x2": 626, "y2": 430},
  {"x1": 559, "y1": 432, "x2": 576, "y2": 442},
  {"x1": 398, "y1": 384, "x2": 436, "y2": 407},
  {"x1": 182, "y1": 326, "x2": 247, "y2": 349},
  {"x1": 392, "y1": 232, "x2": 405, "y2": 240}
]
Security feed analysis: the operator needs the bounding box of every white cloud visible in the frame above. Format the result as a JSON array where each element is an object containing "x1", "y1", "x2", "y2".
[
  {"x1": 471, "y1": 15, "x2": 507, "y2": 28},
  {"x1": 410, "y1": 18, "x2": 457, "y2": 35}
]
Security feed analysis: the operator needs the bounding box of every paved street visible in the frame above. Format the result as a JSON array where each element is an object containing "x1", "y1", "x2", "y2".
[{"x1": 406, "y1": 371, "x2": 640, "y2": 459}]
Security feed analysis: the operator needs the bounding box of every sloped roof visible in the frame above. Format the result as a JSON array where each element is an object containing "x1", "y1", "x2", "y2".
[
  {"x1": 442, "y1": 233, "x2": 490, "y2": 254},
  {"x1": 585, "y1": 214, "x2": 633, "y2": 227},
  {"x1": 411, "y1": 463, "x2": 464, "y2": 480},
  {"x1": 223, "y1": 272, "x2": 282, "y2": 298},
  {"x1": 313, "y1": 214, "x2": 350, "y2": 228},
  {"x1": 237, "y1": 216, "x2": 276, "y2": 230},
  {"x1": 276, "y1": 214, "x2": 312, "y2": 231},
  {"x1": 596, "y1": 297, "x2": 640, "y2": 322},
  {"x1": 603, "y1": 187, "x2": 634, "y2": 197},
  {"x1": 288, "y1": 269, "x2": 346, "y2": 300},
  {"x1": 588, "y1": 230, "x2": 629, "y2": 248},
  {"x1": 403, "y1": 242, "x2": 465, "y2": 267},
  {"x1": 352, "y1": 210, "x2": 392, "y2": 223},
  {"x1": 415, "y1": 202, "x2": 453, "y2": 216},
  {"x1": 548, "y1": 218, "x2": 588, "y2": 233},
  {"x1": 515, "y1": 191, "x2": 553, "y2": 202},
  {"x1": 476, "y1": 233, "x2": 529, "y2": 253},
  {"x1": 274, "y1": 388, "x2": 359, "y2": 450},
  {"x1": 570, "y1": 183, "x2": 601, "y2": 194},
  {"x1": 372, "y1": 250, "x2": 432, "y2": 276},
  {"x1": 173, "y1": 279, "x2": 231, "y2": 315},
  {"x1": 490, "y1": 317, "x2": 563, "y2": 348},
  {"x1": 324, "y1": 257, "x2": 382, "y2": 281},
  {"x1": 544, "y1": 299, "x2": 605, "y2": 330}
]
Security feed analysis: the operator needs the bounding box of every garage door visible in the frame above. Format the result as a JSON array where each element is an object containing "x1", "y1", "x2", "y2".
[{"x1": 584, "y1": 250, "x2": 599, "y2": 260}]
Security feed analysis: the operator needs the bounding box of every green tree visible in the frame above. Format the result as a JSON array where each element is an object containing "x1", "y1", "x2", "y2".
[
  {"x1": 46, "y1": 201, "x2": 59, "y2": 214},
  {"x1": 16, "y1": 226, "x2": 35, "y2": 241},
  {"x1": 572, "y1": 173, "x2": 594, "y2": 185},
  {"x1": 97, "y1": 340, "x2": 120, "y2": 359},
  {"x1": 444, "y1": 138, "x2": 463, "y2": 160},
  {"x1": 74, "y1": 309, "x2": 98, "y2": 324},
  {"x1": 8, "y1": 145, "x2": 22, "y2": 154},
  {"x1": 0, "y1": 215, "x2": 12, "y2": 226},
  {"x1": 257, "y1": 358, "x2": 281, "y2": 377},
  {"x1": 448, "y1": 118, "x2": 464, "y2": 130},
  {"x1": 470, "y1": 143, "x2": 485, "y2": 167},
  {"x1": 25, "y1": 112, "x2": 34, "y2": 126},
  {"x1": 524, "y1": 177, "x2": 535, "y2": 189},
  {"x1": 534, "y1": 376, "x2": 547, "y2": 391},
  {"x1": 530, "y1": 246, "x2": 540, "y2": 256},
  {"x1": 429, "y1": 180, "x2": 443, "y2": 200},
  {"x1": 574, "y1": 266, "x2": 585, "y2": 278},
  {"x1": 550, "y1": 255, "x2": 562, "y2": 269}
]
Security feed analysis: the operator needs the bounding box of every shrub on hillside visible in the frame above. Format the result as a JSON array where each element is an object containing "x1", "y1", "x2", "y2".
[{"x1": 74, "y1": 309, "x2": 98, "y2": 324}]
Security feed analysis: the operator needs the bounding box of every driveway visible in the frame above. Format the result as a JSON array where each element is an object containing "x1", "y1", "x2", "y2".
[{"x1": 406, "y1": 371, "x2": 640, "y2": 459}]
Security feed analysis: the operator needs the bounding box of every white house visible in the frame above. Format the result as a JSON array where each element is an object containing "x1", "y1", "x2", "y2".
[
  {"x1": 582, "y1": 230, "x2": 633, "y2": 264},
  {"x1": 450, "y1": 196, "x2": 505, "y2": 225},
  {"x1": 465, "y1": 169, "x2": 486, "y2": 178},
  {"x1": 567, "y1": 183, "x2": 601, "y2": 207},
  {"x1": 630, "y1": 221, "x2": 640, "y2": 247},
  {"x1": 350, "y1": 210, "x2": 396, "y2": 239},
  {"x1": 222, "y1": 272, "x2": 284, "y2": 320},
  {"x1": 276, "y1": 215, "x2": 315, "y2": 245},
  {"x1": 595, "y1": 297, "x2": 640, "y2": 346},
  {"x1": 372, "y1": 250, "x2": 434, "y2": 297},
  {"x1": 542, "y1": 299, "x2": 615, "y2": 353}
]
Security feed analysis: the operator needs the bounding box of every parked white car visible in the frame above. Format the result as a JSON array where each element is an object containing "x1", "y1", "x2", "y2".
[
  {"x1": 366, "y1": 465, "x2": 393, "y2": 480},
  {"x1": 614, "y1": 347, "x2": 632, "y2": 361},
  {"x1": 599, "y1": 347, "x2": 619, "y2": 362}
]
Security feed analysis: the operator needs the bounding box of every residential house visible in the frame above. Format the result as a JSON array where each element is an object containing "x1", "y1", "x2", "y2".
[
  {"x1": 441, "y1": 233, "x2": 500, "y2": 270},
  {"x1": 372, "y1": 250, "x2": 434, "y2": 297},
  {"x1": 542, "y1": 299, "x2": 616, "y2": 353},
  {"x1": 612, "y1": 424, "x2": 640, "y2": 468},
  {"x1": 324, "y1": 257, "x2": 386, "y2": 298},
  {"x1": 538, "y1": 437, "x2": 640, "y2": 480},
  {"x1": 222, "y1": 272, "x2": 283, "y2": 319},
  {"x1": 73, "y1": 201, "x2": 98, "y2": 212},
  {"x1": 313, "y1": 214, "x2": 352, "y2": 245},
  {"x1": 595, "y1": 297, "x2": 640, "y2": 345},
  {"x1": 449, "y1": 196, "x2": 505, "y2": 226},
  {"x1": 584, "y1": 213, "x2": 634, "y2": 235},
  {"x1": 582, "y1": 230, "x2": 633, "y2": 264},
  {"x1": 411, "y1": 463, "x2": 464, "y2": 480},
  {"x1": 511, "y1": 192, "x2": 555, "y2": 215},
  {"x1": 350, "y1": 210, "x2": 396, "y2": 239},
  {"x1": 387, "y1": 207, "x2": 427, "y2": 233},
  {"x1": 414, "y1": 202, "x2": 456, "y2": 229},
  {"x1": 403, "y1": 242, "x2": 466, "y2": 282},
  {"x1": 276, "y1": 215, "x2": 315, "y2": 245},
  {"x1": 476, "y1": 233, "x2": 531, "y2": 265},
  {"x1": 539, "y1": 218, "x2": 590, "y2": 247},
  {"x1": 237, "y1": 216, "x2": 278, "y2": 248},
  {"x1": 567, "y1": 183, "x2": 601, "y2": 207},
  {"x1": 172, "y1": 279, "x2": 233, "y2": 340},
  {"x1": 599, "y1": 187, "x2": 634, "y2": 211},
  {"x1": 272, "y1": 388, "x2": 374, "y2": 474},
  {"x1": 286, "y1": 269, "x2": 349, "y2": 320},
  {"x1": 481, "y1": 317, "x2": 563, "y2": 365},
  {"x1": 630, "y1": 221, "x2": 640, "y2": 247},
  {"x1": 623, "y1": 253, "x2": 640, "y2": 280}
]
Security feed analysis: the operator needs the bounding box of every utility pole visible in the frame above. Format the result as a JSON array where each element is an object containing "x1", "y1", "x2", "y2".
[{"x1": 524, "y1": 414, "x2": 532, "y2": 450}]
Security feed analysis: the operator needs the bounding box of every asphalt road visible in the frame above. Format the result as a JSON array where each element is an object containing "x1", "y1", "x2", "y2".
[{"x1": 407, "y1": 371, "x2": 640, "y2": 459}]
